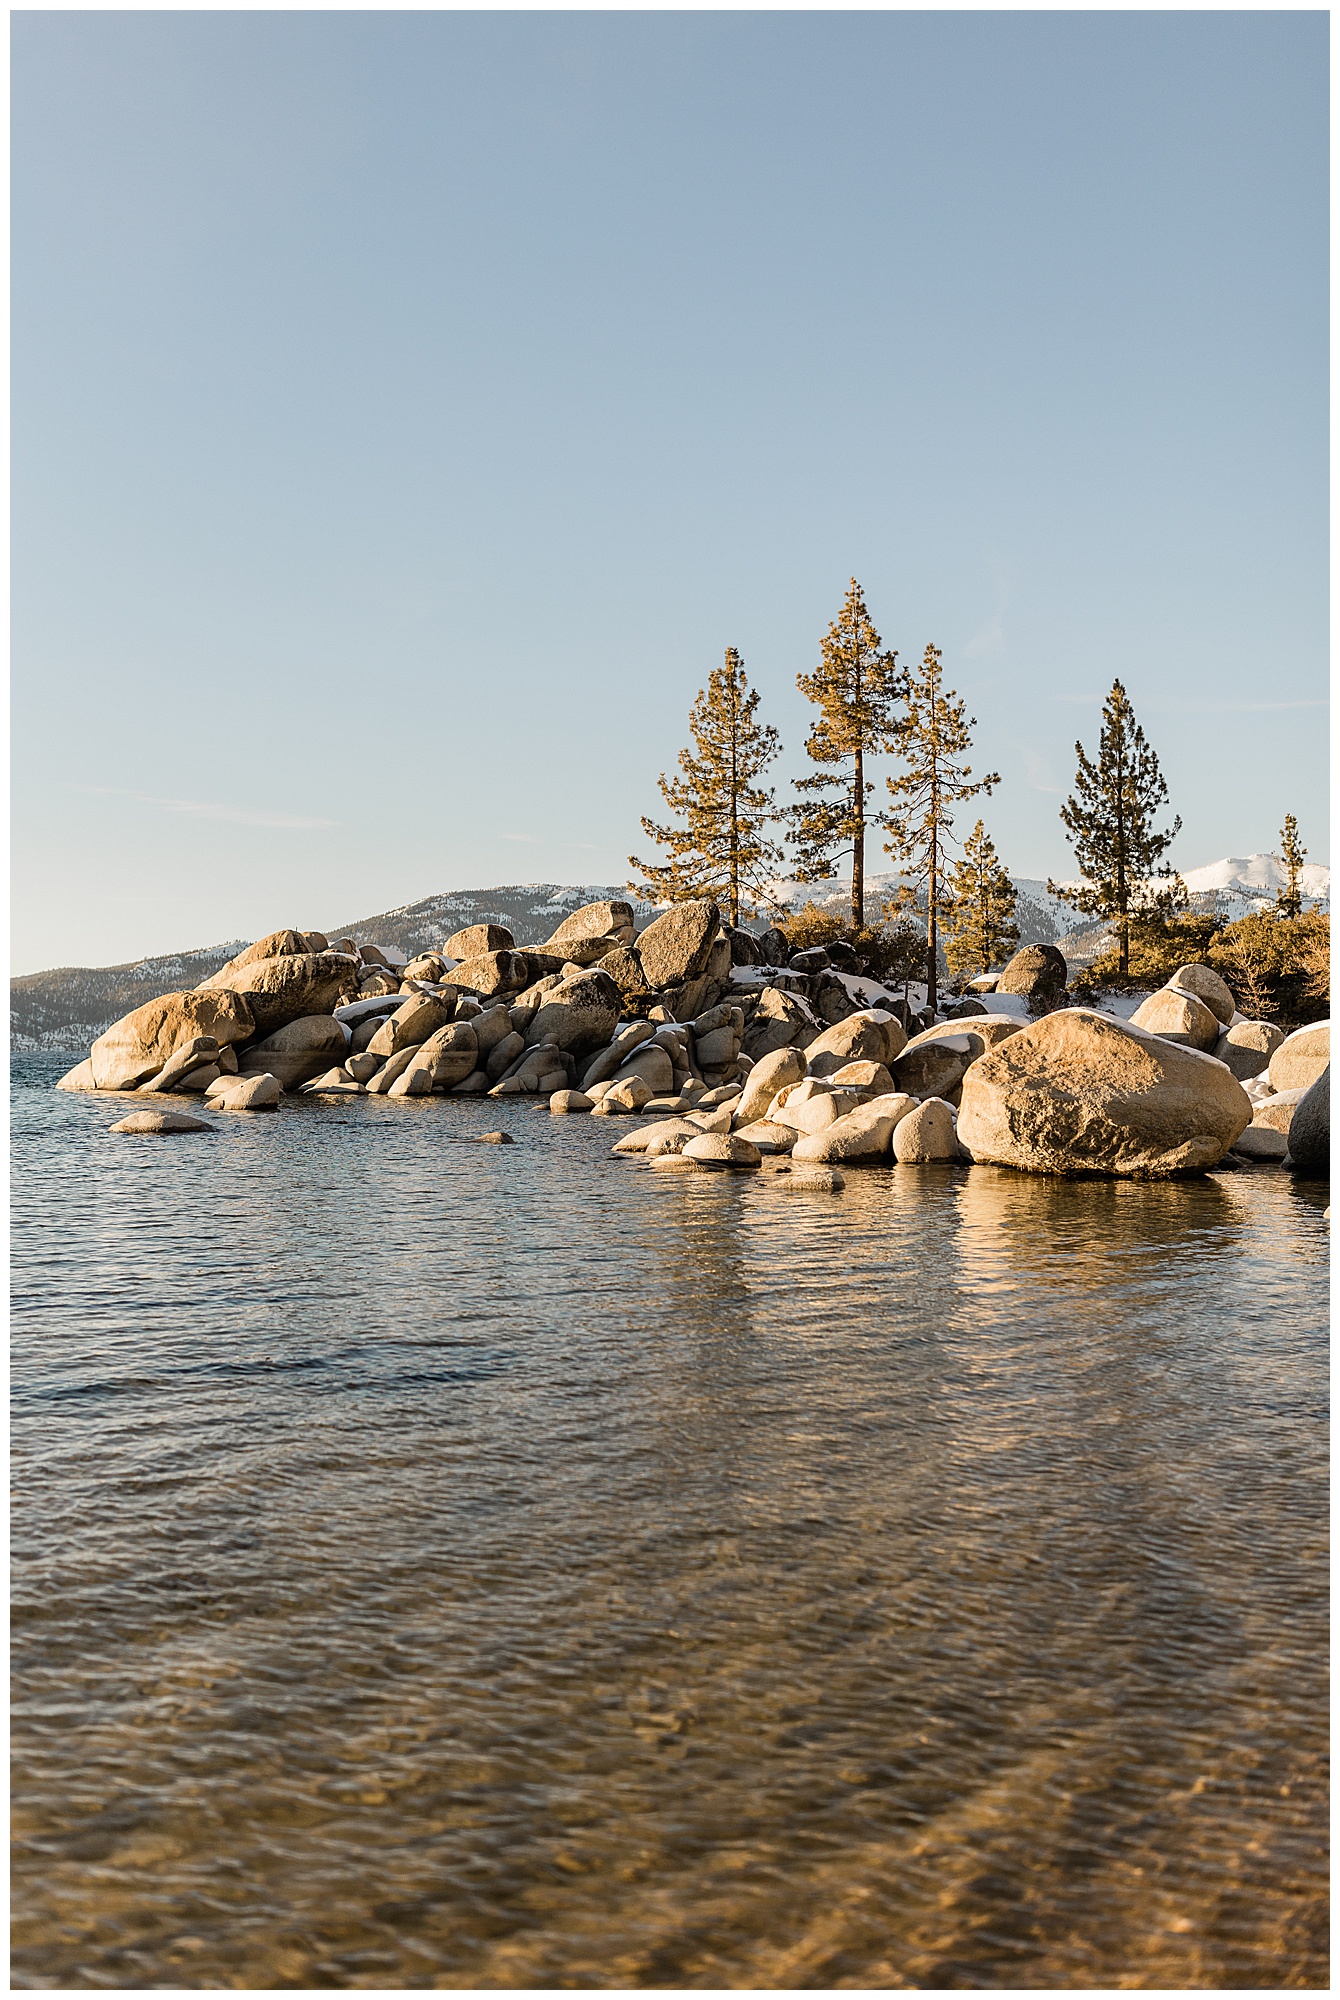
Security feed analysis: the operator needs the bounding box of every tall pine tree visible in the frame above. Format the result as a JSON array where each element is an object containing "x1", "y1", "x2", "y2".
[
  {"x1": 1048, "y1": 679, "x2": 1181, "y2": 978},
  {"x1": 1276, "y1": 812, "x2": 1307, "y2": 920},
  {"x1": 788, "y1": 578, "x2": 905, "y2": 930},
  {"x1": 882, "y1": 644, "x2": 999, "y2": 1014},
  {"x1": 629, "y1": 648, "x2": 784, "y2": 927},
  {"x1": 943, "y1": 819, "x2": 1019, "y2": 979}
]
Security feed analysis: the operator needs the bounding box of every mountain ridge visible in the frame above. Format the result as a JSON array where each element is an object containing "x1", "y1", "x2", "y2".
[{"x1": 12, "y1": 855, "x2": 1328, "y2": 1051}]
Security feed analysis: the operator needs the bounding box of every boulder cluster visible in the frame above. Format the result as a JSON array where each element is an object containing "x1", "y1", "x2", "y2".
[{"x1": 57, "y1": 904, "x2": 1328, "y2": 1181}]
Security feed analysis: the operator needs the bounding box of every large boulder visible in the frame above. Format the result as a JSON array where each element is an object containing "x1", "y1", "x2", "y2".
[
  {"x1": 1249, "y1": 1087, "x2": 1307, "y2": 1137},
  {"x1": 596, "y1": 946, "x2": 652, "y2": 1002},
  {"x1": 828, "y1": 1060, "x2": 895, "y2": 1096},
  {"x1": 742, "y1": 985, "x2": 813, "y2": 1060},
  {"x1": 1166, "y1": 962, "x2": 1235, "y2": 1027},
  {"x1": 239, "y1": 1015, "x2": 350, "y2": 1090},
  {"x1": 1129, "y1": 988, "x2": 1222, "y2": 1052},
  {"x1": 447, "y1": 950, "x2": 530, "y2": 997},
  {"x1": 634, "y1": 900, "x2": 721, "y2": 989},
  {"x1": 199, "y1": 950, "x2": 359, "y2": 1036},
  {"x1": 1213, "y1": 1019, "x2": 1284, "y2": 1081},
  {"x1": 996, "y1": 943, "x2": 1068, "y2": 1010},
  {"x1": 956, "y1": 1008, "x2": 1251, "y2": 1178},
  {"x1": 681, "y1": 1132, "x2": 761, "y2": 1171},
  {"x1": 805, "y1": 1011, "x2": 906, "y2": 1075},
  {"x1": 1286, "y1": 1066, "x2": 1329, "y2": 1175},
  {"x1": 543, "y1": 900, "x2": 635, "y2": 955},
  {"x1": 211, "y1": 930, "x2": 308, "y2": 977},
  {"x1": 891, "y1": 1098, "x2": 960, "y2": 1163},
  {"x1": 56, "y1": 1059, "x2": 97, "y2": 1092},
  {"x1": 90, "y1": 988, "x2": 257, "y2": 1091},
  {"x1": 891, "y1": 1030, "x2": 981, "y2": 1101},
  {"x1": 580, "y1": 1021, "x2": 656, "y2": 1091},
  {"x1": 613, "y1": 1042, "x2": 676, "y2": 1095},
  {"x1": 367, "y1": 991, "x2": 457, "y2": 1058},
  {"x1": 443, "y1": 923, "x2": 514, "y2": 959},
  {"x1": 208, "y1": 1073, "x2": 283, "y2": 1112},
  {"x1": 733, "y1": 1046, "x2": 807, "y2": 1125},
  {"x1": 770, "y1": 1082, "x2": 864, "y2": 1135},
  {"x1": 416, "y1": 1020, "x2": 479, "y2": 1089},
  {"x1": 137, "y1": 1037, "x2": 223, "y2": 1094},
  {"x1": 1268, "y1": 1022, "x2": 1330, "y2": 1095},
  {"x1": 791, "y1": 1094, "x2": 914, "y2": 1163},
  {"x1": 523, "y1": 970, "x2": 621, "y2": 1058}
]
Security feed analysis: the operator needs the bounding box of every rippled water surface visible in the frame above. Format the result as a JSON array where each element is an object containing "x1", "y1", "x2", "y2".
[{"x1": 11, "y1": 1053, "x2": 1329, "y2": 1988}]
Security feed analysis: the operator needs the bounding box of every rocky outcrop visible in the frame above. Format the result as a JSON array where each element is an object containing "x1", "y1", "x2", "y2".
[
  {"x1": 89, "y1": 989, "x2": 257, "y2": 1091},
  {"x1": 956, "y1": 1009, "x2": 1251, "y2": 1177},
  {"x1": 239, "y1": 1015, "x2": 350, "y2": 1090},
  {"x1": 523, "y1": 970, "x2": 621, "y2": 1057},
  {"x1": 200, "y1": 951, "x2": 359, "y2": 1036},
  {"x1": 63, "y1": 906, "x2": 1313, "y2": 1192}
]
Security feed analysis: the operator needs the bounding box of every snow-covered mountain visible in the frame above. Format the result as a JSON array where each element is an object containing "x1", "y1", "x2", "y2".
[{"x1": 774, "y1": 854, "x2": 1330, "y2": 939}]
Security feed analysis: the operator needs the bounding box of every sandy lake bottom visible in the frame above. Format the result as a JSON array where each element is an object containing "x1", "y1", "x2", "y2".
[{"x1": 11, "y1": 1053, "x2": 1329, "y2": 1988}]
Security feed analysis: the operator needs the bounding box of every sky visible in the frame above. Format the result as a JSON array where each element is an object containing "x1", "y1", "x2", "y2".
[{"x1": 11, "y1": 9, "x2": 1329, "y2": 973}]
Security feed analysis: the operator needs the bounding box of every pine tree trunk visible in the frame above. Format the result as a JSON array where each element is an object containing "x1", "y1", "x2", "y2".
[
  {"x1": 852, "y1": 743, "x2": 864, "y2": 932},
  {"x1": 926, "y1": 820, "x2": 938, "y2": 1016},
  {"x1": 729, "y1": 700, "x2": 739, "y2": 929}
]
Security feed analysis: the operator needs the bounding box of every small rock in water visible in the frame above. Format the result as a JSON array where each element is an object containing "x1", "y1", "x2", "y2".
[
  {"x1": 775, "y1": 1163, "x2": 845, "y2": 1192},
  {"x1": 476, "y1": 1131, "x2": 514, "y2": 1145},
  {"x1": 209, "y1": 1074, "x2": 283, "y2": 1112},
  {"x1": 109, "y1": 1109, "x2": 214, "y2": 1135},
  {"x1": 681, "y1": 1132, "x2": 761, "y2": 1170},
  {"x1": 549, "y1": 1089, "x2": 594, "y2": 1114}
]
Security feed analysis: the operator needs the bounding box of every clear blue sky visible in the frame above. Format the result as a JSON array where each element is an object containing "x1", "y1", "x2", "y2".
[{"x1": 12, "y1": 9, "x2": 1328, "y2": 972}]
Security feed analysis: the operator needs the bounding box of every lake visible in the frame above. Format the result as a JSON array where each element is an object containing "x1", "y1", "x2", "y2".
[{"x1": 11, "y1": 1053, "x2": 1329, "y2": 1988}]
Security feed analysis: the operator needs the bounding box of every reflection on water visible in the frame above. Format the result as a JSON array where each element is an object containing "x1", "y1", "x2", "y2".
[{"x1": 11, "y1": 1057, "x2": 1328, "y2": 1988}]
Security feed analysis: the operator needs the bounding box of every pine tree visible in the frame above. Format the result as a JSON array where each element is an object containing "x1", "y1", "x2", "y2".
[
  {"x1": 881, "y1": 644, "x2": 999, "y2": 1014},
  {"x1": 629, "y1": 648, "x2": 784, "y2": 928},
  {"x1": 943, "y1": 819, "x2": 1019, "y2": 979},
  {"x1": 1048, "y1": 679, "x2": 1181, "y2": 979},
  {"x1": 788, "y1": 578, "x2": 905, "y2": 930},
  {"x1": 1276, "y1": 812, "x2": 1307, "y2": 920}
]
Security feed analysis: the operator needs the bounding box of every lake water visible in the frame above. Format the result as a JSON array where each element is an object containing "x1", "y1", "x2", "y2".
[{"x1": 11, "y1": 1052, "x2": 1329, "y2": 1989}]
